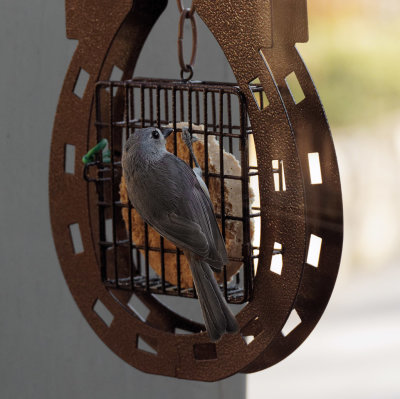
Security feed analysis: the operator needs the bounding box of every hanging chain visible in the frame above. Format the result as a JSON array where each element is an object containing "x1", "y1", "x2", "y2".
[{"x1": 177, "y1": 0, "x2": 197, "y2": 81}]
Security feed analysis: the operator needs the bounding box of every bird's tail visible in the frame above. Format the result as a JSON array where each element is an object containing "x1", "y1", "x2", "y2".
[{"x1": 188, "y1": 255, "x2": 239, "y2": 342}]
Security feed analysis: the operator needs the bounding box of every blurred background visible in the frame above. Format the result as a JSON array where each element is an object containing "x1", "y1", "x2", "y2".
[
  {"x1": 1, "y1": 0, "x2": 399, "y2": 398},
  {"x1": 249, "y1": 0, "x2": 400, "y2": 397}
]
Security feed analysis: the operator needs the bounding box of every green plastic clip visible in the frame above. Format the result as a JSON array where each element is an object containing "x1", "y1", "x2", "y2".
[{"x1": 82, "y1": 138, "x2": 111, "y2": 164}]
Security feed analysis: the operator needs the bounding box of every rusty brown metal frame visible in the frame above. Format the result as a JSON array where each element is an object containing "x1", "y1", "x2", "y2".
[{"x1": 50, "y1": 0, "x2": 343, "y2": 381}]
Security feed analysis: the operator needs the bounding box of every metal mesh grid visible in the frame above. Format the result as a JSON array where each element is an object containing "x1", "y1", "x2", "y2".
[{"x1": 90, "y1": 78, "x2": 260, "y2": 304}]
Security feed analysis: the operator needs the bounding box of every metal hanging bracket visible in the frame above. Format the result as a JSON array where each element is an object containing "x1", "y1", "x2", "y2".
[{"x1": 50, "y1": 0, "x2": 343, "y2": 381}]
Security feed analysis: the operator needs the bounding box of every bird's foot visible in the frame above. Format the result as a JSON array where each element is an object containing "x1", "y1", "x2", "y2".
[
  {"x1": 181, "y1": 127, "x2": 201, "y2": 169},
  {"x1": 181, "y1": 127, "x2": 198, "y2": 147}
]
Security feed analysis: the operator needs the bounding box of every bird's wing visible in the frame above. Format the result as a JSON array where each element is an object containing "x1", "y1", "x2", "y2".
[
  {"x1": 191, "y1": 164, "x2": 228, "y2": 268},
  {"x1": 138, "y1": 153, "x2": 227, "y2": 270},
  {"x1": 188, "y1": 181, "x2": 228, "y2": 270},
  {"x1": 145, "y1": 212, "x2": 210, "y2": 259}
]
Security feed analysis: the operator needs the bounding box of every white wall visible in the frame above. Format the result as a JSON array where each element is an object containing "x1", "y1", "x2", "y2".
[{"x1": 0, "y1": 1, "x2": 245, "y2": 398}]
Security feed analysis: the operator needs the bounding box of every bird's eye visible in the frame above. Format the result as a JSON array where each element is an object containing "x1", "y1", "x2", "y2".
[{"x1": 152, "y1": 130, "x2": 160, "y2": 139}]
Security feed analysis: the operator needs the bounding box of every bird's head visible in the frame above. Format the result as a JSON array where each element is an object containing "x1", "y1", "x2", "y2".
[{"x1": 122, "y1": 127, "x2": 174, "y2": 172}]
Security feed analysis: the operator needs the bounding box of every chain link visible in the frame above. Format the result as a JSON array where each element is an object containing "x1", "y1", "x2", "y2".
[
  {"x1": 177, "y1": 1, "x2": 197, "y2": 81},
  {"x1": 176, "y1": 0, "x2": 196, "y2": 18}
]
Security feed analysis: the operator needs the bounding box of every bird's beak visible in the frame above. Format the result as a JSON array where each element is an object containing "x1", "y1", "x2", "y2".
[{"x1": 162, "y1": 128, "x2": 174, "y2": 138}]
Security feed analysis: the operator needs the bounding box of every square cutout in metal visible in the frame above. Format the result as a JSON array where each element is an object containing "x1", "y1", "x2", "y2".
[
  {"x1": 69, "y1": 223, "x2": 84, "y2": 254},
  {"x1": 306, "y1": 234, "x2": 322, "y2": 267},
  {"x1": 308, "y1": 152, "x2": 323, "y2": 185},
  {"x1": 249, "y1": 77, "x2": 269, "y2": 110},
  {"x1": 272, "y1": 160, "x2": 286, "y2": 191},
  {"x1": 64, "y1": 144, "x2": 75, "y2": 174},
  {"x1": 73, "y1": 67, "x2": 90, "y2": 99},
  {"x1": 281, "y1": 309, "x2": 301, "y2": 337},
  {"x1": 285, "y1": 72, "x2": 305, "y2": 104},
  {"x1": 241, "y1": 315, "x2": 262, "y2": 345},
  {"x1": 270, "y1": 242, "x2": 283, "y2": 275},
  {"x1": 137, "y1": 335, "x2": 158, "y2": 355},
  {"x1": 93, "y1": 299, "x2": 114, "y2": 327}
]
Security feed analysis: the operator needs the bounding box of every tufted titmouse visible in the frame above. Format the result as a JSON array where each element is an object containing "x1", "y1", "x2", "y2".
[{"x1": 122, "y1": 127, "x2": 239, "y2": 341}]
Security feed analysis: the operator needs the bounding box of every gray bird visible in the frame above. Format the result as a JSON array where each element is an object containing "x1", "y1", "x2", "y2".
[{"x1": 122, "y1": 126, "x2": 239, "y2": 341}]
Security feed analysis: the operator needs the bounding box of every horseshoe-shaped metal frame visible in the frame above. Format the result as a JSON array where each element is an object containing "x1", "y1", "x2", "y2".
[{"x1": 50, "y1": 0, "x2": 343, "y2": 381}]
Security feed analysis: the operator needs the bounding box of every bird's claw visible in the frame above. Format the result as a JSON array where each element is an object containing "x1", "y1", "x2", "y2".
[
  {"x1": 181, "y1": 127, "x2": 201, "y2": 169},
  {"x1": 181, "y1": 127, "x2": 199, "y2": 147}
]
